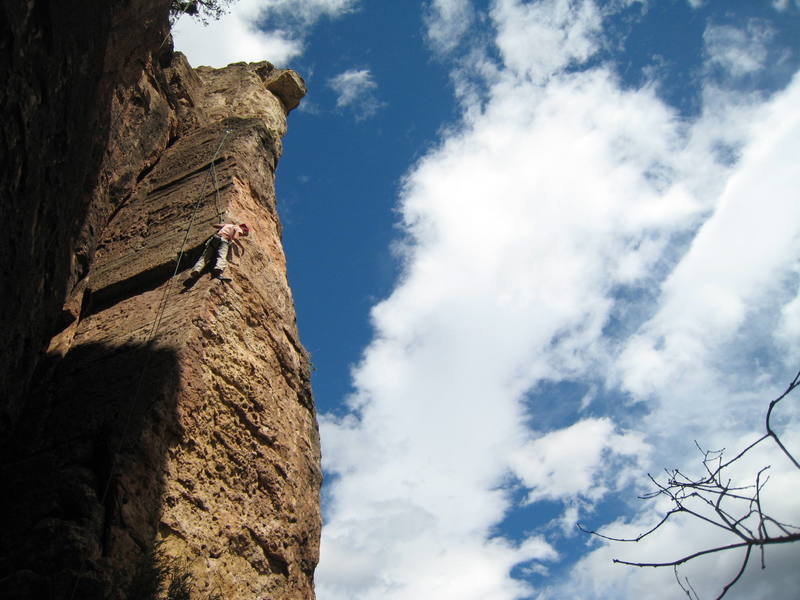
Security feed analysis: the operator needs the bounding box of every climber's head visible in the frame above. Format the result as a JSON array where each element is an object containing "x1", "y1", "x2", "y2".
[{"x1": 240, "y1": 223, "x2": 250, "y2": 236}]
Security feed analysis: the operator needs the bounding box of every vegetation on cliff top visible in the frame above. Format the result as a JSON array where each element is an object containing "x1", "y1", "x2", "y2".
[{"x1": 170, "y1": 0, "x2": 234, "y2": 24}]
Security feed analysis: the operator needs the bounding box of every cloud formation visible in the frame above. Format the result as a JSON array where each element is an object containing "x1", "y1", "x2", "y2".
[
  {"x1": 424, "y1": 0, "x2": 475, "y2": 54},
  {"x1": 772, "y1": 0, "x2": 800, "y2": 11},
  {"x1": 704, "y1": 21, "x2": 773, "y2": 79},
  {"x1": 318, "y1": 2, "x2": 800, "y2": 599},
  {"x1": 328, "y1": 69, "x2": 385, "y2": 120},
  {"x1": 509, "y1": 418, "x2": 648, "y2": 504},
  {"x1": 172, "y1": 0, "x2": 359, "y2": 67}
]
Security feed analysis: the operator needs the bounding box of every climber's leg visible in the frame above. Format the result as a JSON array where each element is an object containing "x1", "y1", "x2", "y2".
[
  {"x1": 190, "y1": 237, "x2": 217, "y2": 276},
  {"x1": 211, "y1": 238, "x2": 230, "y2": 277}
]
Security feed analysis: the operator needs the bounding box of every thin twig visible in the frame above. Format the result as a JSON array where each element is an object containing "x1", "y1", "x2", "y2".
[
  {"x1": 715, "y1": 545, "x2": 752, "y2": 600},
  {"x1": 765, "y1": 370, "x2": 800, "y2": 470},
  {"x1": 674, "y1": 565, "x2": 697, "y2": 599},
  {"x1": 576, "y1": 509, "x2": 678, "y2": 542}
]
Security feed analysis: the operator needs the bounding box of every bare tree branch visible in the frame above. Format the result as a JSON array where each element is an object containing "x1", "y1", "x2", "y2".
[
  {"x1": 576, "y1": 509, "x2": 678, "y2": 543},
  {"x1": 766, "y1": 369, "x2": 800, "y2": 470},
  {"x1": 612, "y1": 533, "x2": 800, "y2": 568},
  {"x1": 674, "y1": 565, "x2": 699, "y2": 600},
  {"x1": 581, "y1": 369, "x2": 800, "y2": 598}
]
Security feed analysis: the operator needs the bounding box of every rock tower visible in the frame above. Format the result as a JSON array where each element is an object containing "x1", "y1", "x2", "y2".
[{"x1": 0, "y1": 2, "x2": 321, "y2": 598}]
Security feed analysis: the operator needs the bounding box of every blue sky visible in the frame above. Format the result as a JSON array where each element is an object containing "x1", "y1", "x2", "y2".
[{"x1": 174, "y1": 1, "x2": 800, "y2": 598}]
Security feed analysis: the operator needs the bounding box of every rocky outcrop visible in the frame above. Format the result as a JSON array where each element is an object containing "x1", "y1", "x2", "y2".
[
  {"x1": 0, "y1": 0, "x2": 174, "y2": 441},
  {"x1": 0, "y1": 3, "x2": 320, "y2": 599}
]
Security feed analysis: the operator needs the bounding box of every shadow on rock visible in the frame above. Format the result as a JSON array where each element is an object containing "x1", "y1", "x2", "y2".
[{"x1": 0, "y1": 341, "x2": 183, "y2": 600}]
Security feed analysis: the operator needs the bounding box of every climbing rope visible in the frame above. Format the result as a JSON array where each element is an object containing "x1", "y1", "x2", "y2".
[
  {"x1": 210, "y1": 137, "x2": 227, "y2": 224},
  {"x1": 146, "y1": 128, "x2": 229, "y2": 341},
  {"x1": 69, "y1": 128, "x2": 231, "y2": 600}
]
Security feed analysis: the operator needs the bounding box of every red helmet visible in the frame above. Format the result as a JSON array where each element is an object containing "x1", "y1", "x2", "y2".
[{"x1": 240, "y1": 223, "x2": 250, "y2": 234}]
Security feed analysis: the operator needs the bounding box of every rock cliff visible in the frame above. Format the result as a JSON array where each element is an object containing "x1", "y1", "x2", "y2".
[{"x1": 0, "y1": 2, "x2": 320, "y2": 599}]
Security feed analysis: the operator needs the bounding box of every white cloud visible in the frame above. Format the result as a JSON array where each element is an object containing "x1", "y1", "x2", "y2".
[
  {"x1": 771, "y1": 0, "x2": 800, "y2": 11},
  {"x1": 318, "y1": 0, "x2": 800, "y2": 598},
  {"x1": 424, "y1": 0, "x2": 475, "y2": 55},
  {"x1": 703, "y1": 21, "x2": 774, "y2": 80},
  {"x1": 616, "y1": 77, "x2": 800, "y2": 420},
  {"x1": 327, "y1": 68, "x2": 385, "y2": 120},
  {"x1": 777, "y1": 288, "x2": 800, "y2": 357},
  {"x1": 509, "y1": 419, "x2": 649, "y2": 504},
  {"x1": 572, "y1": 75, "x2": 800, "y2": 598},
  {"x1": 492, "y1": 0, "x2": 603, "y2": 82},
  {"x1": 172, "y1": 0, "x2": 358, "y2": 67}
]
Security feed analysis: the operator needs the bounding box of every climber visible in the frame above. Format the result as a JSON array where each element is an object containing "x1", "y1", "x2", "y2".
[{"x1": 188, "y1": 222, "x2": 250, "y2": 283}]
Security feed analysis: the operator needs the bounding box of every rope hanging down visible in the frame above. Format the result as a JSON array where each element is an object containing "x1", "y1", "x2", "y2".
[
  {"x1": 69, "y1": 128, "x2": 231, "y2": 600},
  {"x1": 210, "y1": 138, "x2": 226, "y2": 224},
  {"x1": 147, "y1": 128, "x2": 229, "y2": 341}
]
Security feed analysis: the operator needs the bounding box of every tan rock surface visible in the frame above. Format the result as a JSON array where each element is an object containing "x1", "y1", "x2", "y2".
[{"x1": 0, "y1": 13, "x2": 320, "y2": 600}]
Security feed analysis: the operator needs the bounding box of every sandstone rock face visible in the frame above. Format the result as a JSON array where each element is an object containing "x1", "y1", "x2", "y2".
[
  {"x1": 0, "y1": 0, "x2": 173, "y2": 441},
  {"x1": 0, "y1": 3, "x2": 320, "y2": 599}
]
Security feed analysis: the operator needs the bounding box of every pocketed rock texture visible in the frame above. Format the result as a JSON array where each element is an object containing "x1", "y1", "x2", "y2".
[{"x1": 0, "y1": 3, "x2": 320, "y2": 599}]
